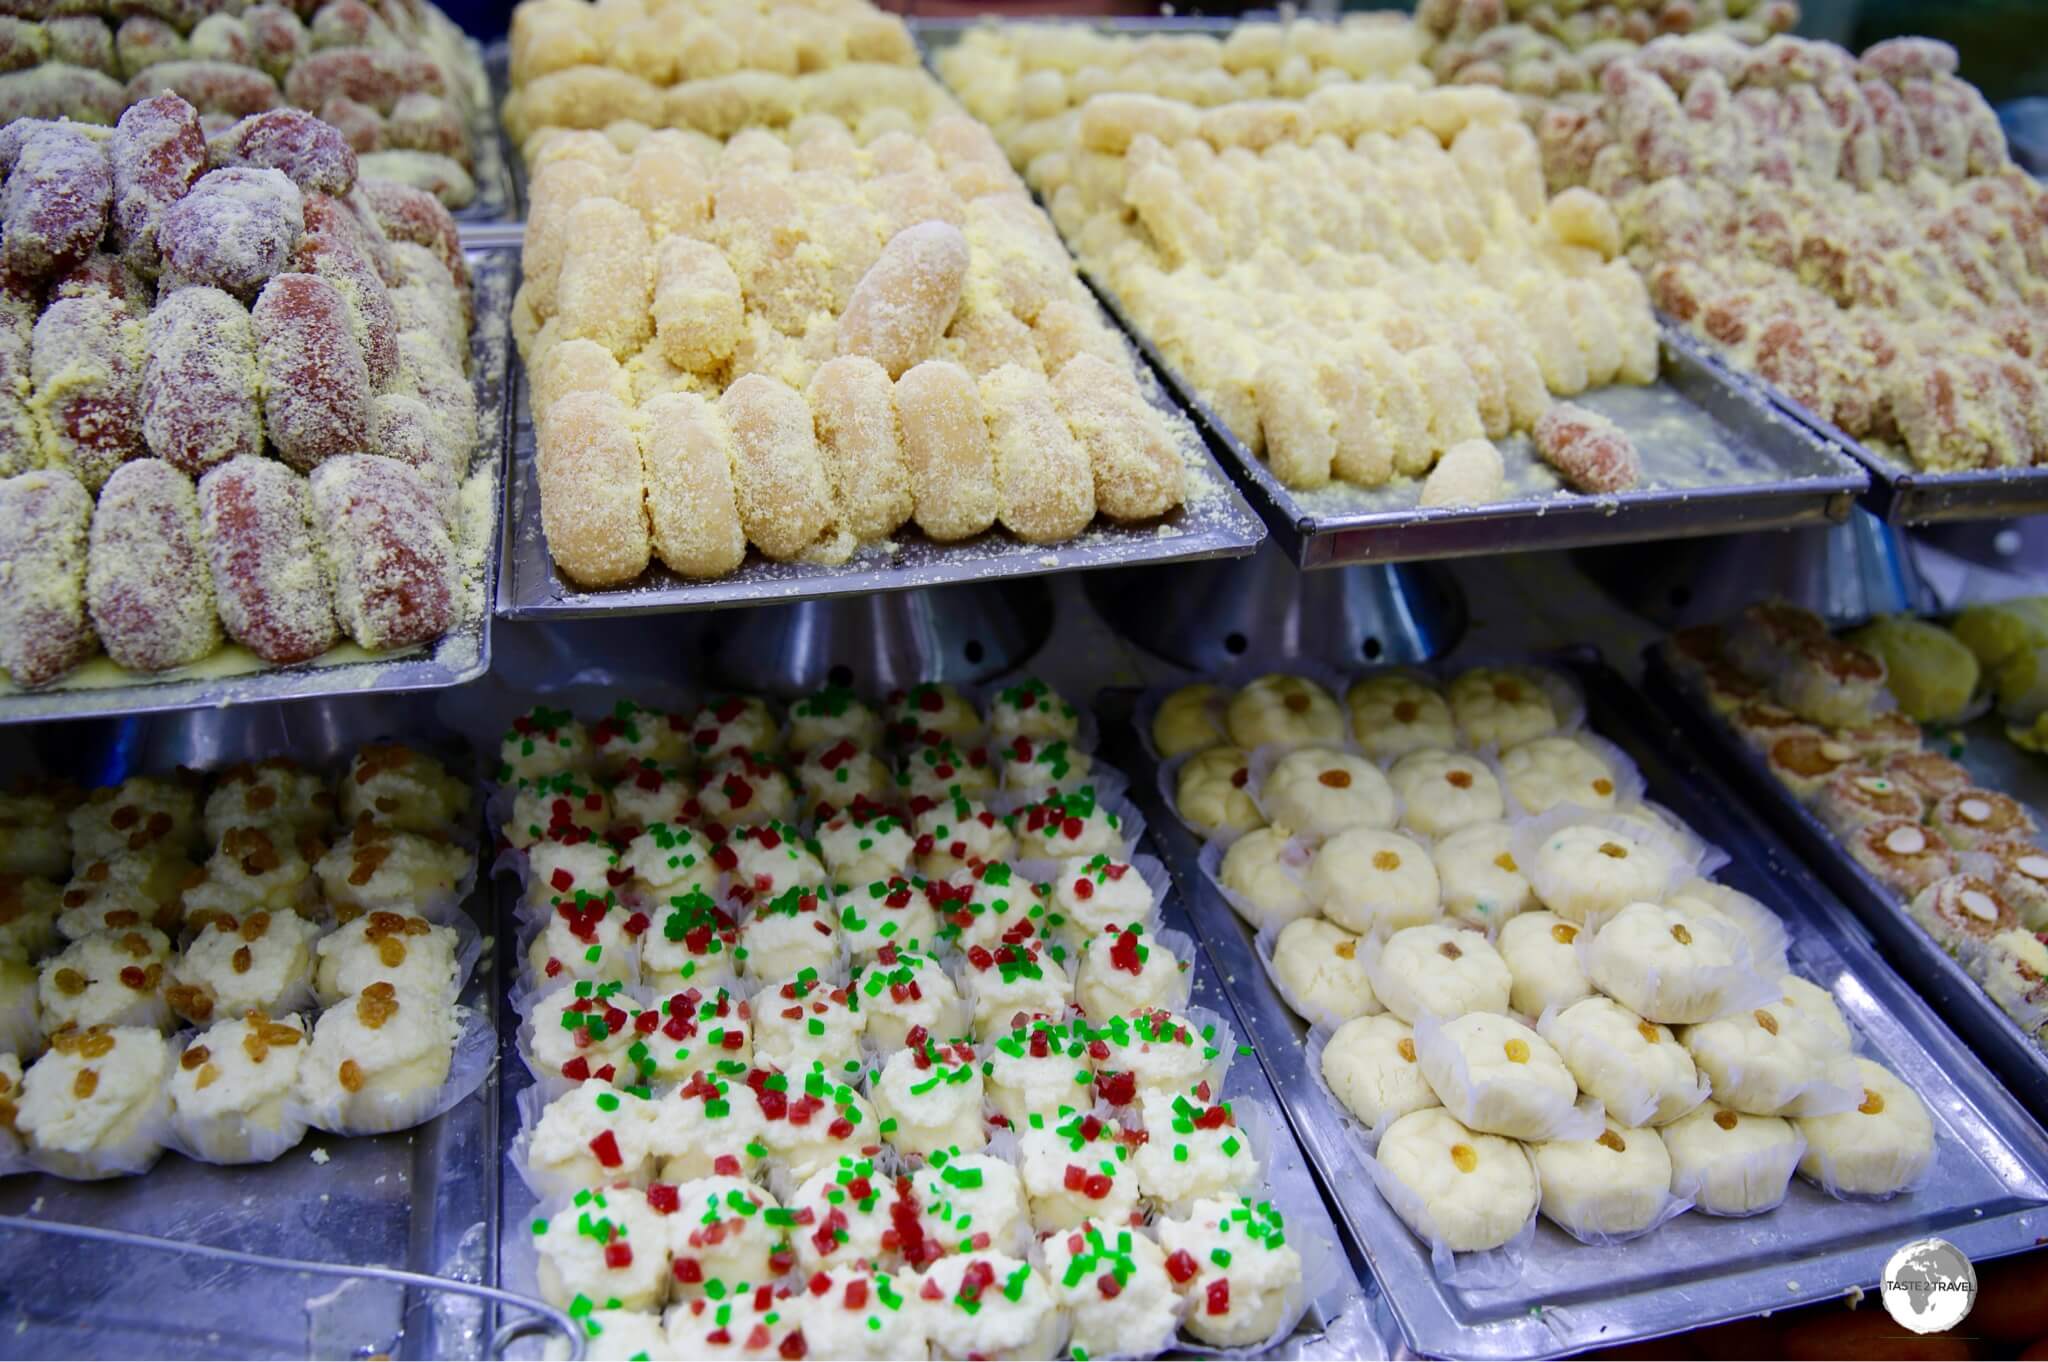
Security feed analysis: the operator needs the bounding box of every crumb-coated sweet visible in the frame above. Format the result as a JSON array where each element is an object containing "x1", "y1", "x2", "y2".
[
  {"x1": 197, "y1": 455, "x2": 337, "y2": 665},
  {"x1": 637, "y1": 391, "x2": 746, "y2": 580},
  {"x1": 1052, "y1": 352, "x2": 1184, "y2": 521},
  {"x1": 296, "y1": 192, "x2": 398, "y2": 388},
  {"x1": 0, "y1": 468, "x2": 97, "y2": 688},
  {"x1": 896, "y1": 358, "x2": 1000, "y2": 543},
  {"x1": 307, "y1": 455, "x2": 453, "y2": 651},
  {"x1": 358, "y1": 178, "x2": 467, "y2": 291},
  {"x1": 252, "y1": 271, "x2": 370, "y2": 471},
  {"x1": 109, "y1": 94, "x2": 206, "y2": 277},
  {"x1": 807, "y1": 354, "x2": 913, "y2": 542},
  {"x1": 29, "y1": 292, "x2": 146, "y2": 492},
  {"x1": 140, "y1": 285, "x2": 264, "y2": 476},
  {"x1": 159, "y1": 165, "x2": 302, "y2": 300},
  {"x1": 837, "y1": 219, "x2": 969, "y2": 379},
  {"x1": 536, "y1": 388, "x2": 650, "y2": 588},
  {"x1": 85, "y1": 458, "x2": 219, "y2": 673},
  {"x1": 1, "y1": 123, "x2": 110, "y2": 284},
  {"x1": 208, "y1": 108, "x2": 356, "y2": 196},
  {"x1": 1534, "y1": 402, "x2": 1641, "y2": 493}
]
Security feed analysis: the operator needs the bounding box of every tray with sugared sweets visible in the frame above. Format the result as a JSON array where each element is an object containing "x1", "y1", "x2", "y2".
[{"x1": 0, "y1": 102, "x2": 509, "y2": 723}]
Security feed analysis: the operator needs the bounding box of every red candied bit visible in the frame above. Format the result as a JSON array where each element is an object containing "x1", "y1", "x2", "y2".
[
  {"x1": 285, "y1": 47, "x2": 446, "y2": 116},
  {"x1": 86, "y1": 458, "x2": 221, "y2": 673},
  {"x1": 1063, "y1": 1164, "x2": 1086, "y2": 1192},
  {"x1": 297, "y1": 193, "x2": 397, "y2": 386},
  {"x1": 140, "y1": 284, "x2": 265, "y2": 476},
  {"x1": 386, "y1": 93, "x2": 469, "y2": 169},
  {"x1": 588, "y1": 1129, "x2": 623, "y2": 1168},
  {"x1": 358, "y1": 178, "x2": 466, "y2": 288},
  {"x1": 243, "y1": 4, "x2": 309, "y2": 83},
  {"x1": 674, "y1": 1258, "x2": 702, "y2": 1284},
  {"x1": 1166, "y1": 1249, "x2": 1198, "y2": 1284},
  {"x1": 212, "y1": 108, "x2": 357, "y2": 200},
  {"x1": 713, "y1": 1153, "x2": 742, "y2": 1176},
  {"x1": 305, "y1": 450, "x2": 450, "y2": 647},
  {"x1": 29, "y1": 293, "x2": 146, "y2": 492},
  {"x1": 560, "y1": 1055, "x2": 589, "y2": 1082},
  {"x1": 110, "y1": 93, "x2": 206, "y2": 276},
  {"x1": 1108, "y1": 929, "x2": 1142, "y2": 975},
  {"x1": 1, "y1": 124, "x2": 112, "y2": 284},
  {"x1": 1097, "y1": 1070, "x2": 1135, "y2": 1106},
  {"x1": 1532, "y1": 402, "x2": 1642, "y2": 495},
  {"x1": 253, "y1": 272, "x2": 369, "y2": 471},
  {"x1": 196, "y1": 455, "x2": 339, "y2": 664},
  {"x1": 919, "y1": 1277, "x2": 942, "y2": 1301},
  {"x1": 159, "y1": 165, "x2": 304, "y2": 300},
  {"x1": 603, "y1": 1241, "x2": 632, "y2": 1270},
  {"x1": 0, "y1": 469, "x2": 98, "y2": 688},
  {"x1": 1206, "y1": 1278, "x2": 1230, "y2": 1315},
  {"x1": 779, "y1": 1330, "x2": 806, "y2": 1360},
  {"x1": 126, "y1": 60, "x2": 282, "y2": 120},
  {"x1": 646, "y1": 1182, "x2": 679, "y2": 1214}
]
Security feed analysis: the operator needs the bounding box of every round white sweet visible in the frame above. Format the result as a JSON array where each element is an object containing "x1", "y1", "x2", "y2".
[
  {"x1": 525, "y1": 898, "x2": 638, "y2": 988},
  {"x1": 872, "y1": 1040, "x2": 990, "y2": 1158},
  {"x1": 1133, "y1": 1089, "x2": 1260, "y2": 1213},
  {"x1": 1017, "y1": 791, "x2": 1127, "y2": 862},
  {"x1": 1679, "y1": 997, "x2": 1858, "y2": 1118},
  {"x1": 1497, "y1": 911, "x2": 1595, "y2": 1017},
  {"x1": 525, "y1": 1080, "x2": 657, "y2": 1197},
  {"x1": 16, "y1": 1024, "x2": 170, "y2": 1178},
  {"x1": 1308, "y1": 828, "x2": 1440, "y2": 936},
  {"x1": 1585, "y1": 901, "x2": 1763, "y2": 1025},
  {"x1": 1775, "y1": 973, "x2": 1854, "y2": 1050},
  {"x1": 737, "y1": 888, "x2": 839, "y2": 982},
  {"x1": 918, "y1": 1252, "x2": 1065, "y2": 1360},
  {"x1": 166, "y1": 1011, "x2": 307, "y2": 1157},
  {"x1": 1524, "y1": 823, "x2": 1677, "y2": 928},
  {"x1": 964, "y1": 942, "x2": 1073, "y2": 1036},
  {"x1": 665, "y1": 1290, "x2": 802, "y2": 1357},
  {"x1": 1043, "y1": 1220, "x2": 1181, "y2": 1361},
  {"x1": 1176, "y1": 745, "x2": 1265, "y2": 839},
  {"x1": 1076, "y1": 926, "x2": 1188, "y2": 1021},
  {"x1": 1448, "y1": 667, "x2": 1559, "y2": 748},
  {"x1": 895, "y1": 739, "x2": 997, "y2": 803},
  {"x1": 1531, "y1": 1122, "x2": 1674, "y2": 1239},
  {"x1": 756, "y1": 1069, "x2": 882, "y2": 1185},
  {"x1": 887, "y1": 683, "x2": 982, "y2": 745},
  {"x1": 1432, "y1": 822, "x2": 1536, "y2": 933},
  {"x1": 1368, "y1": 924, "x2": 1510, "y2": 1024},
  {"x1": 648, "y1": 1072, "x2": 766, "y2": 1183},
  {"x1": 697, "y1": 755, "x2": 795, "y2": 827},
  {"x1": 1389, "y1": 750, "x2": 1504, "y2": 838},
  {"x1": 790, "y1": 1157, "x2": 904, "y2": 1271},
  {"x1": 1019, "y1": 1115, "x2": 1140, "y2": 1232},
  {"x1": 173, "y1": 911, "x2": 323, "y2": 1021},
  {"x1": 182, "y1": 826, "x2": 318, "y2": 919},
  {"x1": 784, "y1": 1268, "x2": 926, "y2": 1361},
  {"x1": 560, "y1": 1308, "x2": 668, "y2": 1362},
  {"x1": 505, "y1": 775, "x2": 609, "y2": 849},
  {"x1": 1053, "y1": 855, "x2": 1156, "y2": 939},
  {"x1": 606, "y1": 764, "x2": 694, "y2": 834},
  {"x1": 1501, "y1": 735, "x2": 1622, "y2": 815},
  {"x1": 1000, "y1": 737, "x2": 1094, "y2": 799},
  {"x1": 1373, "y1": 1107, "x2": 1537, "y2": 1253},
  {"x1": 56, "y1": 850, "x2": 190, "y2": 940},
  {"x1": 640, "y1": 893, "x2": 741, "y2": 993},
  {"x1": 1668, "y1": 877, "x2": 1789, "y2": 976},
  {"x1": 1226, "y1": 674, "x2": 1345, "y2": 750},
  {"x1": 1269, "y1": 917, "x2": 1379, "y2": 1024},
  {"x1": 991, "y1": 677, "x2": 1081, "y2": 743},
  {"x1": 688, "y1": 694, "x2": 781, "y2": 760},
  {"x1": 983, "y1": 1019, "x2": 1097, "y2": 1125},
  {"x1": 836, "y1": 876, "x2": 940, "y2": 960},
  {"x1": 1417, "y1": 1012, "x2": 1580, "y2": 1141},
  {"x1": 1261, "y1": 748, "x2": 1396, "y2": 841},
  {"x1": 1156, "y1": 1196, "x2": 1302, "y2": 1348},
  {"x1": 936, "y1": 866, "x2": 1055, "y2": 954},
  {"x1": 497, "y1": 707, "x2": 590, "y2": 785},
  {"x1": 315, "y1": 825, "x2": 469, "y2": 920},
  {"x1": 1347, "y1": 673, "x2": 1456, "y2": 761},
  {"x1": 295, "y1": 986, "x2": 459, "y2": 1134},
  {"x1": 1218, "y1": 827, "x2": 1314, "y2": 932},
  {"x1": 912, "y1": 796, "x2": 1017, "y2": 878},
  {"x1": 69, "y1": 777, "x2": 198, "y2": 864},
  {"x1": 1320, "y1": 1013, "x2": 1438, "y2": 1130},
  {"x1": 1539, "y1": 996, "x2": 1704, "y2": 1127},
  {"x1": 1793, "y1": 1058, "x2": 1935, "y2": 1197},
  {"x1": 40, "y1": 928, "x2": 173, "y2": 1034},
  {"x1": 915, "y1": 1152, "x2": 1031, "y2": 1257},
  {"x1": 532, "y1": 1184, "x2": 670, "y2": 1312},
  {"x1": 853, "y1": 952, "x2": 968, "y2": 1050},
  {"x1": 590, "y1": 700, "x2": 692, "y2": 775},
  {"x1": 341, "y1": 746, "x2": 468, "y2": 834},
  {"x1": 646, "y1": 987, "x2": 751, "y2": 1083},
  {"x1": 524, "y1": 981, "x2": 635, "y2": 1087},
  {"x1": 623, "y1": 823, "x2": 719, "y2": 901},
  {"x1": 1662, "y1": 1100, "x2": 1804, "y2": 1216},
  {"x1": 526, "y1": 839, "x2": 626, "y2": 917},
  {"x1": 1153, "y1": 683, "x2": 1228, "y2": 759},
  {"x1": 1097, "y1": 1009, "x2": 1226, "y2": 1098},
  {"x1": 787, "y1": 688, "x2": 882, "y2": 754},
  {"x1": 816, "y1": 807, "x2": 916, "y2": 886},
  {"x1": 203, "y1": 760, "x2": 333, "y2": 843},
  {"x1": 796, "y1": 742, "x2": 891, "y2": 813},
  {"x1": 313, "y1": 911, "x2": 458, "y2": 1006}
]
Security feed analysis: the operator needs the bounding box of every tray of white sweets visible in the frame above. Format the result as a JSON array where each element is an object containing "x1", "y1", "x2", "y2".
[
  {"x1": 1104, "y1": 651, "x2": 2048, "y2": 1359},
  {"x1": 0, "y1": 695, "x2": 509, "y2": 1360},
  {"x1": 450, "y1": 672, "x2": 1385, "y2": 1360}
]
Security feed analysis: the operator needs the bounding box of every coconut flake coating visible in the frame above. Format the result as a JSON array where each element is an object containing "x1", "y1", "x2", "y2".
[
  {"x1": 0, "y1": 468, "x2": 98, "y2": 687},
  {"x1": 197, "y1": 455, "x2": 336, "y2": 664},
  {"x1": 29, "y1": 292, "x2": 146, "y2": 492},
  {"x1": 370, "y1": 392, "x2": 459, "y2": 524},
  {"x1": 253, "y1": 271, "x2": 370, "y2": 470},
  {"x1": 110, "y1": 93, "x2": 206, "y2": 277},
  {"x1": 307, "y1": 454, "x2": 453, "y2": 651},
  {"x1": 207, "y1": 108, "x2": 356, "y2": 197},
  {"x1": 113, "y1": 18, "x2": 185, "y2": 83},
  {"x1": 159, "y1": 165, "x2": 303, "y2": 300},
  {"x1": 140, "y1": 285, "x2": 263, "y2": 476},
  {"x1": 0, "y1": 319, "x2": 32, "y2": 477},
  {"x1": 297, "y1": 192, "x2": 398, "y2": 388},
  {"x1": 357, "y1": 178, "x2": 466, "y2": 290},
  {"x1": 1, "y1": 123, "x2": 111, "y2": 283},
  {"x1": 86, "y1": 457, "x2": 219, "y2": 673},
  {"x1": 124, "y1": 60, "x2": 281, "y2": 120},
  {"x1": 284, "y1": 48, "x2": 445, "y2": 115}
]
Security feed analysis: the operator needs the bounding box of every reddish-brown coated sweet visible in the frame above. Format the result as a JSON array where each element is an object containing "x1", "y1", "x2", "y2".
[
  {"x1": 86, "y1": 457, "x2": 220, "y2": 672},
  {"x1": 396, "y1": 330, "x2": 473, "y2": 459},
  {"x1": 338, "y1": 183, "x2": 400, "y2": 284},
  {"x1": 114, "y1": 16, "x2": 186, "y2": 79},
  {"x1": 252, "y1": 272, "x2": 370, "y2": 471},
  {"x1": 296, "y1": 193, "x2": 397, "y2": 387},
  {"x1": 284, "y1": 48, "x2": 444, "y2": 116},
  {"x1": 309, "y1": 0, "x2": 392, "y2": 50},
  {"x1": 29, "y1": 293, "x2": 145, "y2": 492},
  {"x1": 371, "y1": 392, "x2": 459, "y2": 523},
  {"x1": 110, "y1": 92, "x2": 207, "y2": 276},
  {"x1": 0, "y1": 469, "x2": 98, "y2": 687},
  {"x1": 209, "y1": 108, "x2": 356, "y2": 196},
  {"x1": 125, "y1": 60, "x2": 282, "y2": 120},
  {"x1": 141, "y1": 285, "x2": 263, "y2": 475},
  {"x1": 0, "y1": 18, "x2": 40, "y2": 73},
  {"x1": 1, "y1": 124, "x2": 112, "y2": 283},
  {"x1": 358, "y1": 177, "x2": 465, "y2": 289},
  {"x1": 242, "y1": 4, "x2": 307, "y2": 82},
  {"x1": 308, "y1": 454, "x2": 453, "y2": 651},
  {"x1": 1534, "y1": 401, "x2": 1643, "y2": 494},
  {"x1": 52, "y1": 253, "x2": 152, "y2": 315},
  {"x1": 319, "y1": 95, "x2": 383, "y2": 154},
  {"x1": 45, "y1": 18, "x2": 118, "y2": 77},
  {"x1": 158, "y1": 165, "x2": 303, "y2": 299},
  {"x1": 113, "y1": 0, "x2": 211, "y2": 30},
  {"x1": 197, "y1": 455, "x2": 337, "y2": 664},
  {"x1": 0, "y1": 65, "x2": 125, "y2": 126}
]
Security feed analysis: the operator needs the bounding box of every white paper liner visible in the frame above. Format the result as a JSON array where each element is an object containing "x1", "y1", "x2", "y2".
[
  {"x1": 1509, "y1": 804, "x2": 1711, "y2": 931},
  {"x1": 1493, "y1": 730, "x2": 1650, "y2": 822},
  {"x1": 1197, "y1": 837, "x2": 1316, "y2": 937},
  {"x1": 1252, "y1": 917, "x2": 1379, "y2": 1033},
  {"x1": 1538, "y1": 1180, "x2": 1694, "y2": 1247},
  {"x1": 1533, "y1": 1003, "x2": 1711, "y2": 1130},
  {"x1": 1671, "y1": 1127, "x2": 1808, "y2": 1217},
  {"x1": 1243, "y1": 741, "x2": 1401, "y2": 846},
  {"x1": 1363, "y1": 1138, "x2": 1539, "y2": 1287},
  {"x1": 1577, "y1": 909, "x2": 1780, "y2": 1027},
  {"x1": 1156, "y1": 748, "x2": 1262, "y2": 851},
  {"x1": 1411, "y1": 1012, "x2": 1605, "y2": 1143},
  {"x1": 1796, "y1": 1134, "x2": 1937, "y2": 1203},
  {"x1": 24, "y1": 1058, "x2": 173, "y2": 1181},
  {"x1": 293, "y1": 1002, "x2": 496, "y2": 1137},
  {"x1": 163, "y1": 1028, "x2": 313, "y2": 1166}
]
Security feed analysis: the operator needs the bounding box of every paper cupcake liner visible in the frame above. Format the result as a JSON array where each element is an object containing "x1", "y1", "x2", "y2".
[
  {"x1": 1540, "y1": 1185, "x2": 1694, "y2": 1248},
  {"x1": 1510, "y1": 803, "x2": 1718, "y2": 932},
  {"x1": 1252, "y1": 917, "x2": 1381, "y2": 1034},
  {"x1": 1533, "y1": 1003, "x2": 1711, "y2": 1131},
  {"x1": 293, "y1": 1002, "x2": 495, "y2": 1137},
  {"x1": 1672, "y1": 1129, "x2": 1808, "y2": 1217},
  {"x1": 1196, "y1": 837, "x2": 1316, "y2": 938},
  {"x1": 1797, "y1": 1137, "x2": 1937, "y2": 1203},
  {"x1": 1364, "y1": 1138, "x2": 1538, "y2": 1287},
  {"x1": 25, "y1": 1050, "x2": 173, "y2": 1181}
]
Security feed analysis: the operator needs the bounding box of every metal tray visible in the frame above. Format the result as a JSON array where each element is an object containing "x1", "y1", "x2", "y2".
[
  {"x1": 0, "y1": 696, "x2": 508, "y2": 1361},
  {"x1": 1644, "y1": 645, "x2": 2048, "y2": 1122},
  {"x1": 494, "y1": 334, "x2": 1266, "y2": 622},
  {"x1": 452, "y1": 37, "x2": 518, "y2": 224},
  {"x1": 1101, "y1": 658, "x2": 2048, "y2": 1360},
  {"x1": 0, "y1": 248, "x2": 516, "y2": 727}
]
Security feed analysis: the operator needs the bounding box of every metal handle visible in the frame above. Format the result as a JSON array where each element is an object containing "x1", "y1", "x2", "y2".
[{"x1": 0, "y1": 1214, "x2": 583, "y2": 1362}]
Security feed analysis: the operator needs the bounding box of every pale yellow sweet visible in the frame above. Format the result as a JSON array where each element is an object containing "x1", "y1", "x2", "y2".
[
  {"x1": 536, "y1": 390, "x2": 651, "y2": 588},
  {"x1": 894, "y1": 359, "x2": 999, "y2": 542},
  {"x1": 807, "y1": 355, "x2": 914, "y2": 542},
  {"x1": 521, "y1": 158, "x2": 612, "y2": 321},
  {"x1": 555, "y1": 196, "x2": 654, "y2": 359},
  {"x1": 981, "y1": 363, "x2": 1095, "y2": 544},
  {"x1": 1052, "y1": 354, "x2": 1184, "y2": 521},
  {"x1": 720, "y1": 374, "x2": 843, "y2": 563},
  {"x1": 836, "y1": 221, "x2": 971, "y2": 379},
  {"x1": 636, "y1": 391, "x2": 747, "y2": 580},
  {"x1": 652, "y1": 235, "x2": 744, "y2": 374}
]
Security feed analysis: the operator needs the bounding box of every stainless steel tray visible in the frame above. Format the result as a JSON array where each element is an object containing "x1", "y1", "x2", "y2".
[
  {"x1": 0, "y1": 248, "x2": 516, "y2": 727},
  {"x1": 494, "y1": 335, "x2": 1266, "y2": 621},
  {"x1": 1644, "y1": 645, "x2": 2048, "y2": 1122},
  {"x1": 453, "y1": 37, "x2": 518, "y2": 223},
  {"x1": 0, "y1": 696, "x2": 508, "y2": 1361},
  {"x1": 1101, "y1": 657, "x2": 2048, "y2": 1360}
]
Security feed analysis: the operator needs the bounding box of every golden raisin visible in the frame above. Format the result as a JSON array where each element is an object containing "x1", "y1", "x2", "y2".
[
  {"x1": 1396, "y1": 1037, "x2": 1417, "y2": 1063},
  {"x1": 1671, "y1": 924, "x2": 1693, "y2": 945},
  {"x1": 1493, "y1": 680, "x2": 1523, "y2": 702},
  {"x1": 1446, "y1": 769, "x2": 1473, "y2": 789},
  {"x1": 181, "y1": 1045, "x2": 211, "y2": 1071},
  {"x1": 1371, "y1": 850, "x2": 1401, "y2": 871},
  {"x1": 1392, "y1": 700, "x2": 1419, "y2": 723},
  {"x1": 110, "y1": 805, "x2": 139, "y2": 830},
  {"x1": 247, "y1": 785, "x2": 277, "y2": 811},
  {"x1": 1637, "y1": 1021, "x2": 1660, "y2": 1045},
  {"x1": 1592, "y1": 778, "x2": 1614, "y2": 796},
  {"x1": 53, "y1": 968, "x2": 87, "y2": 997},
  {"x1": 1598, "y1": 842, "x2": 1629, "y2": 859},
  {"x1": 195, "y1": 1063, "x2": 220, "y2": 1090},
  {"x1": 1754, "y1": 1009, "x2": 1779, "y2": 1035},
  {"x1": 78, "y1": 1030, "x2": 114, "y2": 1059},
  {"x1": 374, "y1": 796, "x2": 400, "y2": 814},
  {"x1": 1859, "y1": 1088, "x2": 1885, "y2": 1115},
  {"x1": 1493, "y1": 852, "x2": 1518, "y2": 873},
  {"x1": 338, "y1": 1059, "x2": 365, "y2": 1092},
  {"x1": 348, "y1": 845, "x2": 393, "y2": 887},
  {"x1": 1713, "y1": 1109, "x2": 1739, "y2": 1131},
  {"x1": 1504, "y1": 1038, "x2": 1530, "y2": 1063},
  {"x1": 1596, "y1": 1129, "x2": 1628, "y2": 1152},
  {"x1": 232, "y1": 946, "x2": 253, "y2": 974},
  {"x1": 1551, "y1": 923, "x2": 1578, "y2": 945},
  {"x1": 1438, "y1": 941, "x2": 1463, "y2": 960},
  {"x1": 120, "y1": 932, "x2": 149, "y2": 957},
  {"x1": 240, "y1": 912, "x2": 271, "y2": 941},
  {"x1": 1333, "y1": 939, "x2": 1356, "y2": 960},
  {"x1": 1319, "y1": 769, "x2": 1353, "y2": 789},
  {"x1": 73, "y1": 1069, "x2": 97, "y2": 1099},
  {"x1": 1284, "y1": 693, "x2": 1310, "y2": 714},
  {"x1": 103, "y1": 909, "x2": 139, "y2": 929},
  {"x1": 1449, "y1": 1143, "x2": 1478, "y2": 1172},
  {"x1": 377, "y1": 936, "x2": 408, "y2": 968},
  {"x1": 85, "y1": 861, "x2": 110, "y2": 884},
  {"x1": 166, "y1": 984, "x2": 213, "y2": 1022},
  {"x1": 356, "y1": 981, "x2": 399, "y2": 1029}
]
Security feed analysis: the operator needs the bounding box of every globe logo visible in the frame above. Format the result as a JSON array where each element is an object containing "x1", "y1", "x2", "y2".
[{"x1": 1880, "y1": 1237, "x2": 1978, "y2": 1335}]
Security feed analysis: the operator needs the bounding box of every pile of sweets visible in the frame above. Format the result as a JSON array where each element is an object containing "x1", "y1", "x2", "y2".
[
  {"x1": 496, "y1": 680, "x2": 1313, "y2": 1359},
  {"x1": 0, "y1": 0, "x2": 487, "y2": 208},
  {"x1": 1001, "y1": 78, "x2": 1655, "y2": 500},
  {"x1": 1668, "y1": 602, "x2": 2048, "y2": 1053},
  {"x1": 0, "y1": 98, "x2": 479, "y2": 690},
  {"x1": 1152, "y1": 663, "x2": 1938, "y2": 1260},
  {"x1": 500, "y1": 0, "x2": 928, "y2": 148},
  {"x1": 1938, "y1": 599, "x2": 2048, "y2": 748},
  {"x1": 0, "y1": 743, "x2": 479, "y2": 1179},
  {"x1": 1549, "y1": 32, "x2": 2048, "y2": 473},
  {"x1": 514, "y1": 102, "x2": 1191, "y2": 589},
  {"x1": 1419, "y1": 0, "x2": 1796, "y2": 101}
]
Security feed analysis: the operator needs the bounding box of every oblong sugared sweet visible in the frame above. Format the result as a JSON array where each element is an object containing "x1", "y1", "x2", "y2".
[
  {"x1": 158, "y1": 165, "x2": 303, "y2": 300},
  {"x1": 1534, "y1": 402, "x2": 1642, "y2": 494},
  {"x1": 124, "y1": 60, "x2": 281, "y2": 119},
  {"x1": 982, "y1": 362, "x2": 1094, "y2": 544},
  {"x1": 807, "y1": 354, "x2": 912, "y2": 541},
  {"x1": 720, "y1": 372, "x2": 840, "y2": 563},
  {"x1": 370, "y1": 393, "x2": 460, "y2": 526},
  {"x1": 307, "y1": 454, "x2": 453, "y2": 652},
  {"x1": 296, "y1": 192, "x2": 398, "y2": 388},
  {"x1": 29, "y1": 292, "x2": 146, "y2": 492},
  {"x1": 85, "y1": 458, "x2": 220, "y2": 673},
  {"x1": 836, "y1": 220, "x2": 970, "y2": 379},
  {"x1": 252, "y1": 272, "x2": 370, "y2": 471},
  {"x1": 637, "y1": 391, "x2": 746, "y2": 580},
  {"x1": 196, "y1": 455, "x2": 337, "y2": 665},
  {"x1": 358, "y1": 178, "x2": 466, "y2": 291},
  {"x1": 140, "y1": 285, "x2": 263, "y2": 476},
  {"x1": 109, "y1": 93, "x2": 206, "y2": 278},
  {"x1": 283, "y1": 47, "x2": 445, "y2": 116},
  {"x1": 535, "y1": 389, "x2": 649, "y2": 589},
  {"x1": 207, "y1": 108, "x2": 356, "y2": 196},
  {"x1": 0, "y1": 468, "x2": 97, "y2": 688},
  {"x1": 1, "y1": 123, "x2": 112, "y2": 283},
  {"x1": 1052, "y1": 353, "x2": 1184, "y2": 521},
  {"x1": 0, "y1": 66, "x2": 124, "y2": 132},
  {"x1": 895, "y1": 358, "x2": 998, "y2": 542}
]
